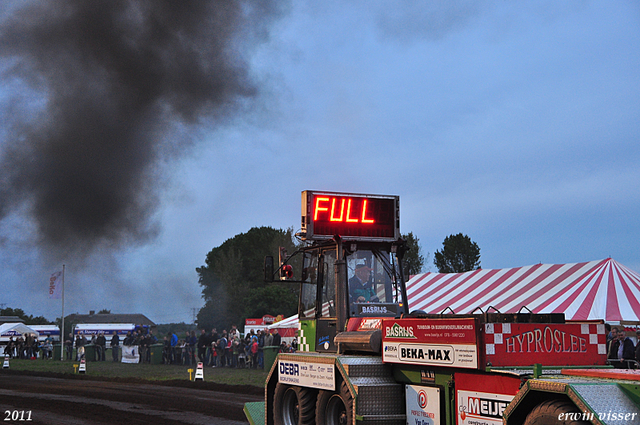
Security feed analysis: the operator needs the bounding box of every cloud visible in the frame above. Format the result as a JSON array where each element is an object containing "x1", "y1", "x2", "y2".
[{"x1": 0, "y1": 0, "x2": 284, "y2": 260}]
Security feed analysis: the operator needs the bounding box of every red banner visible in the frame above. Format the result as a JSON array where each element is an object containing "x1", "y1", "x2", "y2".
[
  {"x1": 455, "y1": 372, "x2": 521, "y2": 425},
  {"x1": 483, "y1": 322, "x2": 607, "y2": 367},
  {"x1": 245, "y1": 315, "x2": 276, "y2": 326}
]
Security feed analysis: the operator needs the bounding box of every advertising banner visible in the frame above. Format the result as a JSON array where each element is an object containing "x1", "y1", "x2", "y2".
[
  {"x1": 406, "y1": 385, "x2": 440, "y2": 425},
  {"x1": 121, "y1": 345, "x2": 139, "y2": 364},
  {"x1": 484, "y1": 322, "x2": 607, "y2": 366},
  {"x1": 49, "y1": 270, "x2": 63, "y2": 299},
  {"x1": 278, "y1": 359, "x2": 335, "y2": 390},
  {"x1": 457, "y1": 390, "x2": 514, "y2": 425},
  {"x1": 455, "y1": 372, "x2": 521, "y2": 425},
  {"x1": 382, "y1": 318, "x2": 479, "y2": 369}
]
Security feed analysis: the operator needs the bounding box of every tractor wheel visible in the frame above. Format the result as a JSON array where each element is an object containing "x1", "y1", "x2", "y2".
[
  {"x1": 315, "y1": 380, "x2": 353, "y2": 425},
  {"x1": 523, "y1": 399, "x2": 590, "y2": 425},
  {"x1": 273, "y1": 383, "x2": 316, "y2": 425}
]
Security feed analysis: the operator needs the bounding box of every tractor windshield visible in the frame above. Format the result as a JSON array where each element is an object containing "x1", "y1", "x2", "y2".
[{"x1": 347, "y1": 248, "x2": 401, "y2": 306}]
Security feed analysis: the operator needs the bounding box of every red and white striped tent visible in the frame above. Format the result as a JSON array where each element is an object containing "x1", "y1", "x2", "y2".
[
  {"x1": 267, "y1": 314, "x2": 298, "y2": 341},
  {"x1": 407, "y1": 258, "x2": 640, "y2": 322}
]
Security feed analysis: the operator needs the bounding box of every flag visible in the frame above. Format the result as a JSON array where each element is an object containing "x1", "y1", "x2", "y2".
[{"x1": 49, "y1": 271, "x2": 63, "y2": 299}]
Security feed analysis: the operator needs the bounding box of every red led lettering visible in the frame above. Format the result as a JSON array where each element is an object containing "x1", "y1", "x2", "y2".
[
  {"x1": 330, "y1": 198, "x2": 346, "y2": 221},
  {"x1": 314, "y1": 197, "x2": 330, "y2": 221},
  {"x1": 361, "y1": 199, "x2": 375, "y2": 223},
  {"x1": 346, "y1": 199, "x2": 358, "y2": 223},
  {"x1": 314, "y1": 196, "x2": 375, "y2": 224}
]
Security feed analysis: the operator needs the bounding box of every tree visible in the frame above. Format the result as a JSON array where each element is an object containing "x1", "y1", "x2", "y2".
[
  {"x1": 401, "y1": 232, "x2": 427, "y2": 277},
  {"x1": 242, "y1": 286, "x2": 297, "y2": 320},
  {"x1": 98, "y1": 309, "x2": 111, "y2": 314},
  {"x1": 434, "y1": 233, "x2": 481, "y2": 273},
  {"x1": 196, "y1": 226, "x2": 300, "y2": 331},
  {"x1": 0, "y1": 307, "x2": 52, "y2": 325}
]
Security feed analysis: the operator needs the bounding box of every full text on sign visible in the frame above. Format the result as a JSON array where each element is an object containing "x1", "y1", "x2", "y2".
[{"x1": 314, "y1": 197, "x2": 375, "y2": 223}]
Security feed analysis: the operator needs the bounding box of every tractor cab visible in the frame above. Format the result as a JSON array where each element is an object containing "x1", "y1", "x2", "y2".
[{"x1": 272, "y1": 191, "x2": 409, "y2": 354}]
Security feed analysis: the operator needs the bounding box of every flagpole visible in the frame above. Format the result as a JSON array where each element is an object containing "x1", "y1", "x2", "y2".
[{"x1": 60, "y1": 264, "x2": 65, "y2": 361}]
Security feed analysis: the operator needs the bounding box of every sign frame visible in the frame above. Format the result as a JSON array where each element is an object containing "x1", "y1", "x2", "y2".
[
  {"x1": 301, "y1": 190, "x2": 399, "y2": 242},
  {"x1": 277, "y1": 359, "x2": 335, "y2": 391},
  {"x1": 382, "y1": 318, "x2": 481, "y2": 369}
]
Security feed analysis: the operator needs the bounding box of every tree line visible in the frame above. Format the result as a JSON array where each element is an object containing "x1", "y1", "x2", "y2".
[
  {"x1": 0, "y1": 307, "x2": 52, "y2": 325},
  {"x1": 194, "y1": 227, "x2": 480, "y2": 331},
  {"x1": 2, "y1": 231, "x2": 479, "y2": 331}
]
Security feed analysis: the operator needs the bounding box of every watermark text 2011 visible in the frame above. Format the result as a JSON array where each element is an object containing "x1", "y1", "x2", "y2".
[
  {"x1": 559, "y1": 411, "x2": 638, "y2": 422},
  {"x1": 3, "y1": 411, "x2": 32, "y2": 422}
]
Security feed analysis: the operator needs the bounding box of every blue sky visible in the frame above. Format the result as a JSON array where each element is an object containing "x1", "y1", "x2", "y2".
[{"x1": 1, "y1": 1, "x2": 639, "y2": 324}]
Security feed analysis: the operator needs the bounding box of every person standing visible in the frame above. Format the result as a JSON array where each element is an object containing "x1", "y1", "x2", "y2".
[
  {"x1": 187, "y1": 330, "x2": 197, "y2": 365},
  {"x1": 264, "y1": 329, "x2": 273, "y2": 347},
  {"x1": 250, "y1": 336, "x2": 259, "y2": 369},
  {"x1": 65, "y1": 332, "x2": 74, "y2": 360},
  {"x1": 170, "y1": 331, "x2": 178, "y2": 364},
  {"x1": 217, "y1": 331, "x2": 228, "y2": 367},
  {"x1": 96, "y1": 332, "x2": 106, "y2": 361},
  {"x1": 197, "y1": 329, "x2": 208, "y2": 364},
  {"x1": 612, "y1": 328, "x2": 635, "y2": 368},
  {"x1": 634, "y1": 330, "x2": 640, "y2": 367},
  {"x1": 272, "y1": 328, "x2": 282, "y2": 351},
  {"x1": 257, "y1": 330, "x2": 265, "y2": 369},
  {"x1": 110, "y1": 332, "x2": 120, "y2": 362},
  {"x1": 75, "y1": 334, "x2": 86, "y2": 360}
]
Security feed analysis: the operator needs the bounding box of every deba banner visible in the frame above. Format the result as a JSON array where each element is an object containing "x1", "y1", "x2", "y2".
[{"x1": 277, "y1": 359, "x2": 335, "y2": 391}]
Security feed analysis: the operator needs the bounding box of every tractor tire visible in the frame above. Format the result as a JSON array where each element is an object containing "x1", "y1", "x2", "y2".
[
  {"x1": 273, "y1": 383, "x2": 316, "y2": 425},
  {"x1": 523, "y1": 399, "x2": 590, "y2": 425},
  {"x1": 315, "y1": 380, "x2": 353, "y2": 425}
]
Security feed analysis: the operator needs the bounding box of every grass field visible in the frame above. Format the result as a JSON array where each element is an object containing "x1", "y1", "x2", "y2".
[{"x1": 3, "y1": 358, "x2": 270, "y2": 388}]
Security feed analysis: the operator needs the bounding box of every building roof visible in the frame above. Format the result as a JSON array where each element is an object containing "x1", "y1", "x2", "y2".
[
  {"x1": 0, "y1": 316, "x2": 25, "y2": 324},
  {"x1": 65, "y1": 313, "x2": 155, "y2": 326}
]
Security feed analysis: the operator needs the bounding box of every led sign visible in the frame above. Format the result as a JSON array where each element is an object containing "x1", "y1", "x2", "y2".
[{"x1": 301, "y1": 191, "x2": 399, "y2": 241}]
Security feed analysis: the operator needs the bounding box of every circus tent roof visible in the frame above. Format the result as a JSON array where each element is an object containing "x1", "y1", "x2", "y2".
[
  {"x1": 407, "y1": 258, "x2": 640, "y2": 322},
  {"x1": 268, "y1": 314, "x2": 299, "y2": 329}
]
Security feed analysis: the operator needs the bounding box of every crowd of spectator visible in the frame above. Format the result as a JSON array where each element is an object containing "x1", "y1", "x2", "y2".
[
  {"x1": 606, "y1": 324, "x2": 640, "y2": 368},
  {"x1": 3, "y1": 324, "x2": 297, "y2": 369},
  {"x1": 9, "y1": 323, "x2": 640, "y2": 372},
  {"x1": 65, "y1": 326, "x2": 159, "y2": 363},
  {"x1": 162, "y1": 326, "x2": 297, "y2": 368},
  {"x1": 3, "y1": 334, "x2": 54, "y2": 360}
]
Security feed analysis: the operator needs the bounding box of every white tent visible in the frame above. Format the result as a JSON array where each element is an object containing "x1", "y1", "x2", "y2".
[{"x1": 0, "y1": 322, "x2": 39, "y2": 340}]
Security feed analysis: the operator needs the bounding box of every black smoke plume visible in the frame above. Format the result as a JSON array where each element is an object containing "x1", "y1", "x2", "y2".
[{"x1": 0, "y1": 0, "x2": 281, "y2": 255}]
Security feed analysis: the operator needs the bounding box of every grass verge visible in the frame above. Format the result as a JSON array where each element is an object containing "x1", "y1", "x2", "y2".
[{"x1": 2, "y1": 358, "x2": 269, "y2": 389}]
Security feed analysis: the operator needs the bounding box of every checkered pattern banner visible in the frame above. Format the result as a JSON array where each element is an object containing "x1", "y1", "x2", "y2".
[{"x1": 483, "y1": 322, "x2": 606, "y2": 367}]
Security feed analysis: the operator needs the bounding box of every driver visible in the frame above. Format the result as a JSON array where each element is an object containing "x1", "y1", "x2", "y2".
[{"x1": 349, "y1": 264, "x2": 377, "y2": 302}]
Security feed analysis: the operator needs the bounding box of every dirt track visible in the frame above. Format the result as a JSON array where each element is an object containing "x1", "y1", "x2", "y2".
[{"x1": 0, "y1": 373, "x2": 262, "y2": 425}]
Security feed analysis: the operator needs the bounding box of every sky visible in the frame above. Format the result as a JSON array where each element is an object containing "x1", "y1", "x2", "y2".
[{"x1": 0, "y1": 1, "x2": 639, "y2": 324}]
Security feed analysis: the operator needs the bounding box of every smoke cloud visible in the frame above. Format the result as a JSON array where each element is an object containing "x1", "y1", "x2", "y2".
[{"x1": 0, "y1": 0, "x2": 282, "y2": 256}]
